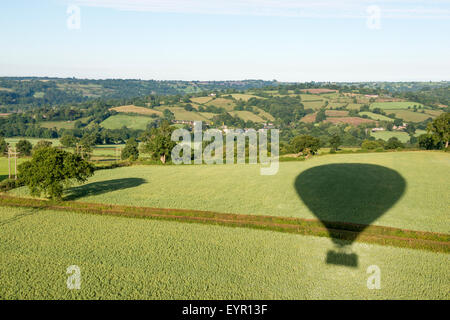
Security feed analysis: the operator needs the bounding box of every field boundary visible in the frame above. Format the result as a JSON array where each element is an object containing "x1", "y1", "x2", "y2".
[{"x1": 0, "y1": 195, "x2": 448, "y2": 253}]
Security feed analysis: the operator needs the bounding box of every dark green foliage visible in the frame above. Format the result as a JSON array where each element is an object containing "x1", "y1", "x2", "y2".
[
  {"x1": 0, "y1": 137, "x2": 9, "y2": 155},
  {"x1": 16, "y1": 139, "x2": 33, "y2": 156},
  {"x1": 384, "y1": 137, "x2": 404, "y2": 149},
  {"x1": 315, "y1": 108, "x2": 326, "y2": 123},
  {"x1": 33, "y1": 140, "x2": 52, "y2": 152},
  {"x1": 418, "y1": 134, "x2": 441, "y2": 150},
  {"x1": 60, "y1": 134, "x2": 79, "y2": 148},
  {"x1": 18, "y1": 147, "x2": 95, "y2": 199},
  {"x1": 329, "y1": 134, "x2": 341, "y2": 151},
  {"x1": 427, "y1": 112, "x2": 449, "y2": 149},
  {"x1": 361, "y1": 139, "x2": 383, "y2": 150},
  {"x1": 290, "y1": 135, "x2": 321, "y2": 155},
  {"x1": 121, "y1": 138, "x2": 139, "y2": 161}
]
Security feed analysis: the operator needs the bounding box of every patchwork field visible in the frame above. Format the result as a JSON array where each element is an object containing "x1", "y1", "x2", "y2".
[
  {"x1": 10, "y1": 152, "x2": 450, "y2": 234},
  {"x1": 0, "y1": 206, "x2": 448, "y2": 299}
]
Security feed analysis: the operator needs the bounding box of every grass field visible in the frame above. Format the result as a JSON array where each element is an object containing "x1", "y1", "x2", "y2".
[
  {"x1": 359, "y1": 112, "x2": 393, "y2": 122},
  {"x1": 39, "y1": 121, "x2": 76, "y2": 129},
  {"x1": 370, "y1": 130, "x2": 427, "y2": 143},
  {"x1": 10, "y1": 152, "x2": 449, "y2": 234},
  {"x1": 0, "y1": 157, "x2": 26, "y2": 181},
  {"x1": 0, "y1": 206, "x2": 448, "y2": 299},
  {"x1": 385, "y1": 109, "x2": 434, "y2": 122},
  {"x1": 371, "y1": 102, "x2": 425, "y2": 110},
  {"x1": 100, "y1": 114, "x2": 153, "y2": 130}
]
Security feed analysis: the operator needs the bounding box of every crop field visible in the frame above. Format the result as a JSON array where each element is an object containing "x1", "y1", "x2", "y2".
[
  {"x1": 371, "y1": 102, "x2": 425, "y2": 110},
  {"x1": 230, "y1": 93, "x2": 262, "y2": 101},
  {"x1": 100, "y1": 114, "x2": 154, "y2": 130},
  {"x1": 190, "y1": 97, "x2": 213, "y2": 105},
  {"x1": 10, "y1": 152, "x2": 449, "y2": 234},
  {"x1": 229, "y1": 111, "x2": 265, "y2": 122},
  {"x1": 325, "y1": 110, "x2": 349, "y2": 117},
  {"x1": 110, "y1": 105, "x2": 162, "y2": 116},
  {"x1": 302, "y1": 101, "x2": 326, "y2": 110},
  {"x1": 205, "y1": 98, "x2": 236, "y2": 111},
  {"x1": 0, "y1": 206, "x2": 448, "y2": 299},
  {"x1": 324, "y1": 117, "x2": 374, "y2": 125},
  {"x1": 359, "y1": 112, "x2": 394, "y2": 122},
  {"x1": 155, "y1": 107, "x2": 210, "y2": 122}
]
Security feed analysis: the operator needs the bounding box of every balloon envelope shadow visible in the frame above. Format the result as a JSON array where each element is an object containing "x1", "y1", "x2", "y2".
[{"x1": 295, "y1": 163, "x2": 406, "y2": 267}]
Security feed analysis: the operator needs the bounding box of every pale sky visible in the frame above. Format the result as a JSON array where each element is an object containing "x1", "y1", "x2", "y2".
[{"x1": 0, "y1": 0, "x2": 449, "y2": 81}]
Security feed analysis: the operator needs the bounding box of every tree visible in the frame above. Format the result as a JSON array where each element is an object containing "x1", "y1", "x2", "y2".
[
  {"x1": 361, "y1": 139, "x2": 381, "y2": 150},
  {"x1": 60, "y1": 134, "x2": 79, "y2": 148},
  {"x1": 385, "y1": 137, "x2": 404, "y2": 150},
  {"x1": 121, "y1": 138, "x2": 139, "y2": 161},
  {"x1": 427, "y1": 112, "x2": 449, "y2": 149},
  {"x1": 0, "y1": 137, "x2": 8, "y2": 155},
  {"x1": 140, "y1": 121, "x2": 176, "y2": 163},
  {"x1": 162, "y1": 109, "x2": 175, "y2": 121},
  {"x1": 418, "y1": 133, "x2": 440, "y2": 150},
  {"x1": 18, "y1": 147, "x2": 94, "y2": 200},
  {"x1": 329, "y1": 134, "x2": 341, "y2": 152},
  {"x1": 16, "y1": 139, "x2": 33, "y2": 156},
  {"x1": 290, "y1": 135, "x2": 321, "y2": 156},
  {"x1": 33, "y1": 140, "x2": 52, "y2": 152},
  {"x1": 315, "y1": 108, "x2": 326, "y2": 123}
]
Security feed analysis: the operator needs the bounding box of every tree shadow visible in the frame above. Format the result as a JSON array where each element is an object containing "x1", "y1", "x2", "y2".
[
  {"x1": 295, "y1": 163, "x2": 406, "y2": 267},
  {"x1": 64, "y1": 178, "x2": 146, "y2": 201}
]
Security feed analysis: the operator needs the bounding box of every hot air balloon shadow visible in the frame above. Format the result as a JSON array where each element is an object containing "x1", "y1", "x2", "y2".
[{"x1": 295, "y1": 163, "x2": 406, "y2": 267}]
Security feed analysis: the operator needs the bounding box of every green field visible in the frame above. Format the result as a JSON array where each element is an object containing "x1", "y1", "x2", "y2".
[
  {"x1": 359, "y1": 112, "x2": 394, "y2": 122},
  {"x1": 100, "y1": 114, "x2": 154, "y2": 130},
  {"x1": 39, "y1": 121, "x2": 76, "y2": 130},
  {"x1": 229, "y1": 110, "x2": 265, "y2": 122},
  {"x1": 0, "y1": 206, "x2": 448, "y2": 299},
  {"x1": 385, "y1": 109, "x2": 434, "y2": 122},
  {"x1": 10, "y1": 152, "x2": 450, "y2": 233},
  {"x1": 371, "y1": 102, "x2": 425, "y2": 110}
]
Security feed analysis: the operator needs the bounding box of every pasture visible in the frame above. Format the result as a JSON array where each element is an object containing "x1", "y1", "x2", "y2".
[
  {"x1": 385, "y1": 109, "x2": 434, "y2": 122},
  {"x1": 10, "y1": 152, "x2": 450, "y2": 234},
  {"x1": 359, "y1": 112, "x2": 393, "y2": 122},
  {"x1": 100, "y1": 114, "x2": 154, "y2": 130},
  {"x1": 0, "y1": 206, "x2": 448, "y2": 299}
]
